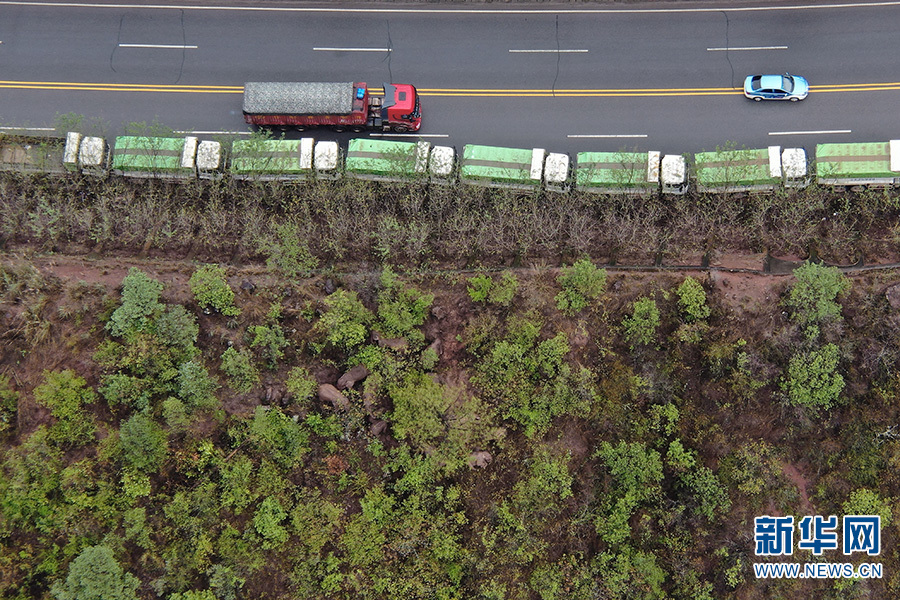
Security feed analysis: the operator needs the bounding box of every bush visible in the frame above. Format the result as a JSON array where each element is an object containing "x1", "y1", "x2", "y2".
[
  {"x1": 843, "y1": 488, "x2": 893, "y2": 527},
  {"x1": 0, "y1": 374, "x2": 19, "y2": 436},
  {"x1": 622, "y1": 297, "x2": 661, "y2": 349},
  {"x1": 253, "y1": 496, "x2": 289, "y2": 549},
  {"x1": 784, "y1": 261, "x2": 849, "y2": 327},
  {"x1": 189, "y1": 264, "x2": 240, "y2": 316},
  {"x1": 177, "y1": 359, "x2": 219, "y2": 410},
  {"x1": 98, "y1": 373, "x2": 151, "y2": 411},
  {"x1": 555, "y1": 259, "x2": 607, "y2": 315},
  {"x1": 249, "y1": 324, "x2": 288, "y2": 368},
  {"x1": 119, "y1": 413, "x2": 167, "y2": 473},
  {"x1": 285, "y1": 366, "x2": 317, "y2": 404},
  {"x1": 33, "y1": 369, "x2": 97, "y2": 446},
  {"x1": 249, "y1": 405, "x2": 309, "y2": 468},
  {"x1": 376, "y1": 266, "x2": 434, "y2": 341},
  {"x1": 51, "y1": 545, "x2": 139, "y2": 600},
  {"x1": 261, "y1": 221, "x2": 319, "y2": 279},
  {"x1": 108, "y1": 268, "x2": 164, "y2": 338},
  {"x1": 155, "y1": 305, "x2": 200, "y2": 356},
  {"x1": 312, "y1": 289, "x2": 373, "y2": 353},
  {"x1": 782, "y1": 343, "x2": 843, "y2": 413},
  {"x1": 467, "y1": 272, "x2": 518, "y2": 306},
  {"x1": 676, "y1": 277, "x2": 710, "y2": 322},
  {"x1": 220, "y1": 347, "x2": 259, "y2": 393}
]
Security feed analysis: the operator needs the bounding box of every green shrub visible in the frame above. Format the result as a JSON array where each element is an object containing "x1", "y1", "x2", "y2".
[
  {"x1": 676, "y1": 276, "x2": 710, "y2": 322},
  {"x1": 784, "y1": 261, "x2": 849, "y2": 327},
  {"x1": 0, "y1": 374, "x2": 19, "y2": 436},
  {"x1": 467, "y1": 272, "x2": 518, "y2": 306},
  {"x1": 107, "y1": 268, "x2": 164, "y2": 338},
  {"x1": 50, "y1": 545, "x2": 139, "y2": 600},
  {"x1": 555, "y1": 259, "x2": 607, "y2": 315},
  {"x1": 719, "y1": 440, "x2": 783, "y2": 499},
  {"x1": 782, "y1": 343, "x2": 844, "y2": 413},
  {"x1": 376, "y1": 266, "x2": 434, "y2": 341},
  {"x1": 189, "y1": 264, "x2": 240, "y2": 316},
  {"x1": 466, "y1": 273, "x2": 492, "y2": 303},
  {"x1": 843, "y1": 488, "x2": 893, "y2": 527},
  {"x1": 98, "y1": 373, "x2": 151, "y2": 411},
  {"x1": 261, "y1": 221, "x2": 319, "y2": 279},
  {"x1": 162, "y1": 397, "x2": 190, "y2": 430},
  {"x1": 220, "y1": 347, "x2": 259, "y2": 393},
  {"x1": 622, "y1": 297, "x2": 661, "y2": 349},
  {"x1": 285, "y1": 366, "x2": 316, "y2": 404},
  {"x1": 253, "y1": 496, "x2": 289, "y2": 549},
  {"x1": 155, "y1": 305, "x2": 200, "y2": 356},
  {"x1": 249, "y1": 406, "x2": 309, "y2": 468},
  {"x1": 119, "y1": 413, "x2": 167, "y2": 473},
  {"x1": 312, "y1": 289, "x2": 373, "y2": 353},
  {"x1": 33, "y1": 369, "x2": 97, "y2": 446},
  {"x1": 249, "y1": 324, "x2": 288, "y2": 368},
  {"x1": 177, "y1": 359, "x2": 219, "y2": 410}
]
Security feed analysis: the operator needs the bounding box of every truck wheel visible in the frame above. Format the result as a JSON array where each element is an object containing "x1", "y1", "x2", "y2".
[
  {"x1": 391, "y1": 125, "x2": 410, "y2": 133},
  {"x1": 351, "y1": 126, "x2": 366, "y2": 133},
  {"x1": 333, "y1": 126, "x2": 346, "y2": 133}
]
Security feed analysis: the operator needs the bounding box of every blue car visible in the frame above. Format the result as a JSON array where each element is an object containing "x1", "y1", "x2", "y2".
[{"x1": 743, "y1": 73, "x2": 809, "y2": 101}]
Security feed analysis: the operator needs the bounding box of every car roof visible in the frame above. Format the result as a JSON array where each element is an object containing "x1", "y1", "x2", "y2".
[{"x1": 760, "y1": 75, "x2": 785, "y2": 89}]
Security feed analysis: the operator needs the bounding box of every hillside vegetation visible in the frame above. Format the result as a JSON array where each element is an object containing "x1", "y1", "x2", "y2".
[{"x1": 1, "y1": 172, "x2": 900, "y2": 599}]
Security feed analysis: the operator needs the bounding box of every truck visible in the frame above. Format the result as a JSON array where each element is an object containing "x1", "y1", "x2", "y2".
[
  {"x1": 242, "y1": 82, "x2": 421, "y2": 133},
  {"x1": 816, "y1": 141, "x2": 900, "y2": 189},
  {"x1": 345, "y1": 138, "x2": 431, "y2": 182},
  {"x1": 694, "y1": 146, "x2": 808, "y2": 194},
  {"x1": 460, "y1": 144, "x2": 569, "y2": 191},
  {"x1": 230, "y1": 137, "x2": 339, "y2": 180},
  {"x1": 575, "y1": 151, "x2": 688, "y2": 196},
  {"x1": 110, "y1": 136, "x2": 222, "y2": 179}
]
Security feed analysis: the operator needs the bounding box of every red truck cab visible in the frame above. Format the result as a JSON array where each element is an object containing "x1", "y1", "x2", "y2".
[{"x1": 382, "y1": 83, "x2": 421, "y2": 132}]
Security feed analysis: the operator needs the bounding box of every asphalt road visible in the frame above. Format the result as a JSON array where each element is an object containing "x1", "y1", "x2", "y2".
[{"x1": 1, "y1": 0, "x2": 899, "y2": 154}]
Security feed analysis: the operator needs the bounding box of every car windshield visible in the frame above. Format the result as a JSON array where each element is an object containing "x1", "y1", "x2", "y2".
[{"x1": 781, "y1": 76, "x2": 794, "y2": 93}]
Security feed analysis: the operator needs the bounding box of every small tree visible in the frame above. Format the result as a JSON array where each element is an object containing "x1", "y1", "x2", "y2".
[
  {"x1": 119, "y1": 413, "x2": 168, "y2": 473},
  {"x1": 622, "y1": 297, "x2": 661, "y2": 350},
  {"x1": 189, "y1": 264, "x2": 240, "y2": 317},
  {"x1": 555, "y1": 259, "x2": 607, "y2": 315},
  {"x1": 285, "y1": 367, "x2": 316, "y2": 405},
  {"x1": 220, "y1": 347, "x2": 259, "y2": 393},
  {"x1": 784, "y1": 261, "x2": 849, "y2": 327},
  {"x1": 676, "y1": 277, "x2": 710, "y2": 322},
  {"x1": 51, "y1": 545, "x2": 139, "y2": 600},
  {"x1": 782, "y1": 343, "x2": 843, "y2": 414},
  {"x1": 253, "y1": 496, "x2": 289, "y2": 549},
  {"x1": 312, "y1": 289, "x2": 373, "y2": 353},
  {"x1": 34, "y1": 369, "x2": 96, "y2": 446},
  {"x1": 177, "y1": 359, "x2": 219, "y2": 410},
  {"x1": 108, "y1": 268, "x2": 164, "y2": 338},
  {"x1": 0, "y1": 374, "x2": 18, "y2": 436}
]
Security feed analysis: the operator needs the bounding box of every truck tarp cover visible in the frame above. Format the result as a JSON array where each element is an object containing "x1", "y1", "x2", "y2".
[{"x1": 242, "y1": 82, "x2": 355, "y2": 115}]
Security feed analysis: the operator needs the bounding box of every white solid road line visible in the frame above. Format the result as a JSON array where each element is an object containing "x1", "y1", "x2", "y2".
[
  {"x1": 175, "y1": 130, "x2": 250, "y2": 135},
  {"x1": 509, "y1": 49, "x2": 589, "y2": 53},
  {"x1": 769, "y1": 129, "x2": 852, "y2": 136},
  {"x1": 4, "y1": 0, "x2": 900, "y2": 14},
  {"x1": 707, "y1": 46, "x2": 788, "y2": 51},
  {"x1": 370, "y1": 133, "x2": 450, "y2": 138},
  {"x1": 314, "y1": 47, "x2": 391, "y2": 52},
  {"x1": 119, "y1": 43, "x2": 198, "y2": 49},
  {"x1": 0, "y1": 126, "x2": 55, "y2": 131},
  {"x1": 568, "y1": 134, "x2": 648, "y2": 138}
]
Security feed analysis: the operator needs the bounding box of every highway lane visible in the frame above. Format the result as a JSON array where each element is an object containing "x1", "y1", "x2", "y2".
[{"x1": 0, "y1": 1, "x2": 899, "y2": 153}]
